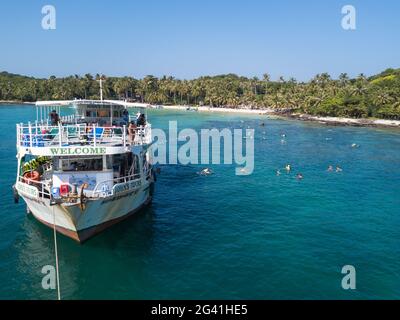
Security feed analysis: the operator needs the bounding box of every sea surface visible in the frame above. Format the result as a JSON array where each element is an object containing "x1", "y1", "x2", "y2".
[{"x1": 0, "y1": 105, "x2": 399, "y2": 300}]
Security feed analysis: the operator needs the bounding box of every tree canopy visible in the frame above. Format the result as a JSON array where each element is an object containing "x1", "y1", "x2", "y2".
[{"x1": 1, "y1": 69, "x2": 400, "y2": 119}]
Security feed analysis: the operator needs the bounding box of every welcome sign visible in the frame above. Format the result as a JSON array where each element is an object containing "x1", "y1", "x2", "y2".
[{"x1": 49, "y1": 147, "x2": 107, "y2": 156}]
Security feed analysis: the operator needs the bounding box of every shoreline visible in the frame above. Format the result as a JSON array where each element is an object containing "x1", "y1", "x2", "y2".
[
  {"x1": 1, "y1": 101, "x2": 399, "y2": 128},
  {"x1": 161, "y1": 105, "x2": 400, "y2": 128},
  {"x1": 283, "y1": 113, "x2": 400, "y2": 128},
  {"x1": 0, "y1": 100, "x2": 34, "y2": 105}
]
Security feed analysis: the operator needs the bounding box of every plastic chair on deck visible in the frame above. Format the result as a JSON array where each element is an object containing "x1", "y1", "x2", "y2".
[
  {"x1": 42, "y1": 128, "x2": 59, "y2": 143},
  {"x1": 88, "y1": 127, "x2": 104, "y2": 141},
  {"x1": 67, "y1": 127, "x2": 78, "y2": 139}
]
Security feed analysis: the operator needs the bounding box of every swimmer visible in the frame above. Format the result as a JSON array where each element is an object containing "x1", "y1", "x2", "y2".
[
  {"x1": 281, "y1": 133, "x2": 286, "y2": 138},
  {"x1": 285, "y1": 164, "x2": 291, "y2": 172},
  {"x1": 199, "y1": 168, "x2": 213, "y2": 176},
  {"x1": 296, "y1": 173, "x2": 304, "y2": 180},
  {"x1": 327, "y1": 165, "x2": 333, "y2": 172},
  {"x1": 260, "y1": 122, "x2": 265, "y2": 127},
  {"x1": 276, "y1": 169, "x2": 281, "y2": 176},
  {"x1": 351, "y1": 143, "x2": 359, "y2": 148},
  {"x1": 336, "y1": 166, "x2": 343, "y2": 172}
]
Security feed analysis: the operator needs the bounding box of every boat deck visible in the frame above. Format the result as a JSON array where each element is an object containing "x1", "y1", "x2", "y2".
[{"x1": 16, "y1": 122, "x2": 151, "y2": 150}]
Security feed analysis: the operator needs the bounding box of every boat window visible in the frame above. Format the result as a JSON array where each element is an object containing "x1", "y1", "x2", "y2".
[
  {"x1": 60, "y1": 156, "x2": 103, "y2": 172},
  {"x1": 98, "y1": 109, "x2": 111, "y2": 117},
  {"x1": 105, "y1": 155, "x2": 113, "y2": 170},
  {"x1": 133, "y1": 155, "x2": 140, "y2": 173},
  {"x1": 53, "y1": 157, "x2": 61, "y2": 171}
]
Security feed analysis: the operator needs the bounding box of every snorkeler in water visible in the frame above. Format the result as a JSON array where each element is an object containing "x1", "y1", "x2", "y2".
[
  {"x1": 296, "y1": 173, "x2": 304, "y2": 180},
  {"x1": 285, "y1": 164, "x2": 291, "y2": 172},
  {"x1": 336, "y1": 166, "x2": 343, "y2": 172},
  {"x1": 327, "y1": 165, "x2": 333, "y2": 172}
]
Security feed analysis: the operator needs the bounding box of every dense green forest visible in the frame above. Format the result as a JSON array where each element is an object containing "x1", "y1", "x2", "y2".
[{"x1": 1, "y1": 69, "x2": 400, "y2": 119}]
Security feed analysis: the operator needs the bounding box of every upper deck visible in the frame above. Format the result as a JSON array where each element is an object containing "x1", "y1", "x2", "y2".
[
  {"x1": 16, "y1": 122, "x2": 152, "y2": 156},
  {"x1": 16, "y1": 99, "x2": 152, "y2": 157}
]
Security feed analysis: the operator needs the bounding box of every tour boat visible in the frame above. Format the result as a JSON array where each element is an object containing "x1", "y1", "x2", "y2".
[{"x1": 13, "y1": 96, "x2": 155, "y2": 243}]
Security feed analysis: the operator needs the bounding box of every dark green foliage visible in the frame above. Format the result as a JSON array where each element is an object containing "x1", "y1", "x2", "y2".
[{"x1": 1, "y1": 69, "x2": 399, "y2": 119}]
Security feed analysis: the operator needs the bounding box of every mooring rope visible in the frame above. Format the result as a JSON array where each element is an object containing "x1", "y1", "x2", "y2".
[{"x1": 52, "y1": 205, "x2": 61, "y2": 300}]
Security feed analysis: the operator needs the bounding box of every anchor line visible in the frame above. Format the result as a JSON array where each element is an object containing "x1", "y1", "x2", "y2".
[{"x1": 52, "y1": 205, "x2": 61, "y2": 300}]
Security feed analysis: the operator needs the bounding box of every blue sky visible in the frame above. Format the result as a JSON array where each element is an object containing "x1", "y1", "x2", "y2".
[{"x1": 0, "y1": 0, "x2": 399, "y2": 80}]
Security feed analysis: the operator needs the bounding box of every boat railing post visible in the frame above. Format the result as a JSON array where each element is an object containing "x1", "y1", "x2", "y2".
[
  {"x1": 20, "y1": 123, "x2": 24, "y2": 145},
  {"x1": 123, "y1": 125, "x2": 126, "y2": 147},
  {"x1": 59, "y1": 122, "x2": 62, "y2": 147},
  {"x1": 16, "y1": 124, "x2": 20, "y2": 146},
  {"x1": 28, "y1": 122, "x2": 33, "y2": 147},
  {"x1": 93, "y1": 124, "x2": 96, "y2": 147}
]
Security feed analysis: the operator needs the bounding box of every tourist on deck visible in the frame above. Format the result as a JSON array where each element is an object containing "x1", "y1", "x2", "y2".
[
  {"x1": 122, "y1": 109, "x2": 129, "y2": 123},
  {"x1": 128, "y1": 121, "x2": 137, "y2": 144},
  {"x1": 50, "y1": 110, "x2": 60, "y2": 126},
  {"x1": 137, "y1": 113, "x2": 146, "y2": 127}
]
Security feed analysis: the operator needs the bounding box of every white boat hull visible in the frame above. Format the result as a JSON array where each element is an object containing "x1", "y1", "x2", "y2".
[{"x1": 21, "y1": 183, "x2": 153, "y2": 243}]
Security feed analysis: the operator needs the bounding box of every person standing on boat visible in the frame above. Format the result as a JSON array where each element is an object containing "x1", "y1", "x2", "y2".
[
  {"x1": 49, "y1": 109, "x2": 60, "y2": 125},
  {"x1": 137, "y1": 113, "x2": 146, "y2": 127},
  {"x1": 128, "y1": 121, "x2": 137, "y2": 144},
  {"x1": 122, "y1": 108, "x2": 129, "y2": 124}
]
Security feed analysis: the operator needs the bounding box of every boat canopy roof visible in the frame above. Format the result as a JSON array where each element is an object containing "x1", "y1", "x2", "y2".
[{"x1": 35, "y1": 99, "x2": 151, "y2": 109}]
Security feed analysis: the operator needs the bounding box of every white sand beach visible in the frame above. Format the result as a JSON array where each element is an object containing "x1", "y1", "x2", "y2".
[{"x1": 162, "y1": 105, "x2": 273, "y2": 115}]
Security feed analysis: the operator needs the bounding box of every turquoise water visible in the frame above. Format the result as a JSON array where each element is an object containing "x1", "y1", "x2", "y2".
[{"x1": 0, "y1": 105, "x2": 400, "y2": 300}]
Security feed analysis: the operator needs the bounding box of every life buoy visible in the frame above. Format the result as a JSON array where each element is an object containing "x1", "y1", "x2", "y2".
[{"x1": 23, "y1": 171, "x2": 40, "y2": 184}]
